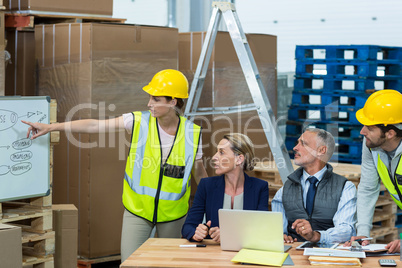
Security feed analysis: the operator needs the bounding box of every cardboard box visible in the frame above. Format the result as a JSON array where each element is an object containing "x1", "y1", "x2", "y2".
[
  {"x1": 5, "y1": 30, "x2": 36, "y2": 96},
  {"x1": 0, "y1": 12, "x2": 5, "y2": 96},
  {"x1": 3, "y1": 0, "x2": 113, "y2": 16},
  {"x1": 179, "y1": 32, "x2": 277, "y2": 176},
  {"x1": 36, "y1": 23, "x2": 178, "y2": 258},
  {"x1": 0, "y1": 223, "x2": 22, "y2": 267},
  {"x1": 53, "y1": 204, "x2": 78, "y2": 268}
]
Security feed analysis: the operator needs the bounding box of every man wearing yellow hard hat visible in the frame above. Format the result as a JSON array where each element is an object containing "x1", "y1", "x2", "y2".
[
  {"x1": 345, "y1": 89, "x2": 402, "y2": 253},
  {"x1": 22, "y1": 69, "x2": 208, "y2": 262}
]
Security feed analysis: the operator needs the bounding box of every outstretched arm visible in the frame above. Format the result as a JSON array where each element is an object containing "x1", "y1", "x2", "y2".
[{"x1": 22, "y1": 116, "x2": 125, "y2": 140}]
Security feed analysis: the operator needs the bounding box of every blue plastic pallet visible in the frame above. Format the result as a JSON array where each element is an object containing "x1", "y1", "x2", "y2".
[
  {"x1": 286, "y1": 121, "x2": 362, "y2": 140},
  {"x1": 285, "y1": 137, "x2": 296, "y2": 150},
  {"x1": 287, "y1": 105, "x2": 360, "y2": 125},
  {"x1": 291, "y1": 91, "x2": 369, "y2": 109},
  {"x1": 291, "y1": 87, "x2": 372, "y2": 97},
  {"x1": 296, "y1": 61, "x2": 402, "y2": 78},
  {"x1": 332, "y1": 154, "x2": 362, "y2": 164},
  {"x1": 296, "y1": 59, "x2": 402, "y2": 65},
  {"x1": 296, "y1": 72, "x2": 402, "y2": 81},
  {"x1": 294, "y1": 77, "x2": 402, "y2": 92},
  {"x1": 337, "y1": 141, "x2": 363, "y2": 156},
  {"x1": 292, "y1": 88, "x2": 370, "y2": 97},
  {"x1": 296, "y1": 45, "x2": 402, "y2": 61}
]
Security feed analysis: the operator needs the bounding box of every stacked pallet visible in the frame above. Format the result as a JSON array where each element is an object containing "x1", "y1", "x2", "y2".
[
  {"x1": 286, "y1": 45, "x2": 402, "y2": 164},
  {"x1": 0, "y1": 196, "x2": 54, "y2": 267},
  {"x1": 250, "y1": 161, "x2": 398, "y2": 243},
  {"x1": 371, "y1": 196, "x2": 398, "y2": 243}
]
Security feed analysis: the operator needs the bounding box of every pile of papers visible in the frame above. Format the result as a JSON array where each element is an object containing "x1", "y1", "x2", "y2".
[
  {"x1": 309, "y1": 256, "x2": 362, "y2": 266},
  {"x1": 303, "y1": 248, "x2": 366, "y2": 258},
  {"x1": 304, "y1": 247, "x2": 364, "y2": 267},
  {"x1": 336, "y1": 244, "x2": 388, "y2": 252}
]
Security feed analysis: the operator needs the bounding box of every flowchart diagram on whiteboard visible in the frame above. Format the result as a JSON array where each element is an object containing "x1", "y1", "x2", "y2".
[{"x1": 0, "y1": 96, "x2": 50, "y2": 202}]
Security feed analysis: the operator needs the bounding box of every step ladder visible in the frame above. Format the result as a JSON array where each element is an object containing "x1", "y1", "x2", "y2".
[{"x1": 184, "y1": 1, "x2": 294, "y2": 183}]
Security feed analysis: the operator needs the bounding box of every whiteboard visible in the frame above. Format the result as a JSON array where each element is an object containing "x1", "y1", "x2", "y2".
[{"x1": 0, "y1": 96, "x2": 50, "y2": 202}]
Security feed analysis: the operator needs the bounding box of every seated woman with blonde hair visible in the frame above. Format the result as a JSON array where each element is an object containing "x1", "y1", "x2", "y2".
[{"x1": 181, "y1": 133, "x2": 269, "y2": 242}]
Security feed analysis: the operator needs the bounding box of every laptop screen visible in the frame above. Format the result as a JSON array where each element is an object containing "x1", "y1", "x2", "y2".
[{"x1": 218, "y1": 209, "x2": 284, "y2": 252}]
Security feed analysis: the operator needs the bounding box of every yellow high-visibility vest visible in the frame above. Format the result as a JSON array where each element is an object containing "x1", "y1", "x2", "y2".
[
  {"x1": 123, "y1": 111, "x2": 201, "y2": 223},
  {"x1": 374, "y1": 152, "x2": 402, "y2": 209}
]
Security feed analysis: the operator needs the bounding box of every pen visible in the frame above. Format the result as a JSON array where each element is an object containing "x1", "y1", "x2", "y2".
[
  {"x1": 179, "y1": 244, "x2": 207, "y2": 248},
  {"x1": 354, "y1": 237, "x2": 373, "y2": 242}
]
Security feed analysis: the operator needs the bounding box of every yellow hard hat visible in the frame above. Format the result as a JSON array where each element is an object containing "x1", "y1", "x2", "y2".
[
  {"x1": 356, "y1": 89, "x2": 402, "y2": 126},
  {"x1": 143, "y1": 69, "x2": 189, "y2": 99}
]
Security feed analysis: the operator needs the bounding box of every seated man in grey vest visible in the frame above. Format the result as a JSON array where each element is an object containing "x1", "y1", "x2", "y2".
[{"x1": 272, "y1": 128, "x2": 357, "y2": 243}]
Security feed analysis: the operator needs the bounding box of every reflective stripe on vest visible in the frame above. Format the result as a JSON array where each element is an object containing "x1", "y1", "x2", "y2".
[
  {"x1": 375, "y1": 153, "x2": 402, "y2": 209},
  {"x1": 123, "y1": 111, "x2": 201, "y2": 223}
]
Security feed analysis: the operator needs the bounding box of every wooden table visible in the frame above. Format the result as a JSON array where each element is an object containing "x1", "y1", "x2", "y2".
[{"x1": 120, "y1": 238, "x2": 401, "y2": 267}]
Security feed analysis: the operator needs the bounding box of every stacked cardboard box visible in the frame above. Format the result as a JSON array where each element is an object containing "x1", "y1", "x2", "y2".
[
  {"x1": 0, "y1": 224, "x2": 22, "y2": 267},
  {"x1": 53, "y1": 204, "x2": 78, "y2": 268},
  {"x1": 0, "y1": 12, "x2": 4, "y2": 95},
  {"x1": 5, "y1": 30, "x2": 35, "y2": 96},
  {"x1": 3, "y1": 0, "x2": 113, "y2": 15},
  {"x1": 3, "y1": 0, "x2": 115, "y2": 97},
  {"x1": 36, "y1": 23, "x2": 178, "y2": 258}
]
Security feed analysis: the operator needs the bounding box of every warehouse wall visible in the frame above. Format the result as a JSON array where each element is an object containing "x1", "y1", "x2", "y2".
[
  {"x1": 113, "y1": 0, "x2": 168, "y2": 26},
  {"x1": 113, "y1": 0, "x2": 212, "y2": 32},
  {"x1": 114, "y1": 0, "x2": 402, "y2": 72}
]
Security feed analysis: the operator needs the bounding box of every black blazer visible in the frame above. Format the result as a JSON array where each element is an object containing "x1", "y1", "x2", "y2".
[{"x1": 181, "y1": 173, "x2": 269, "y2": 240}]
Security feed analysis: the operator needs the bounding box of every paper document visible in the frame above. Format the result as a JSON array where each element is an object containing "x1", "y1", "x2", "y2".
[
  {"x1": 231, "y1": 249, "x2": 288, "y2": 267},
  {"x1": 336, "y1": 244, "x2": 388, "y2": 252},
  {"x1": 309, "y1": 256, "x2": 362, "y2": 267},
  {"x1": 304, "y1": 248, "x2": 366, "y2": 258}
]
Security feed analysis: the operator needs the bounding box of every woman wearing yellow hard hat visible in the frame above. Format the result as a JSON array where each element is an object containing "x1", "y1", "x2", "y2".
[
  {"x1": 22, "y1": 69, "x2": 208, "y2": 262},
  {"x1": 345, "y1": 89, "x2": 402, "y2": 253}
]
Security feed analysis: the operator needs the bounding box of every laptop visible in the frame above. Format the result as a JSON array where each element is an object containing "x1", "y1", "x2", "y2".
[{"x1": 218, "y1": 209, "x2": 284, "y2": 252}]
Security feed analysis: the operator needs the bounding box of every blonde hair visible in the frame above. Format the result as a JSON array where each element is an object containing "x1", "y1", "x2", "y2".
[{"x1": 223, "y1": 133, "x2": 256, "y2": 171}]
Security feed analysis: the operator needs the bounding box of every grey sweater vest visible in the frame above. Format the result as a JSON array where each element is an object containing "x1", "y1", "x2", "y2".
[{"x1": 283, "y1": 164, "x2": 347, "y2": 241}]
